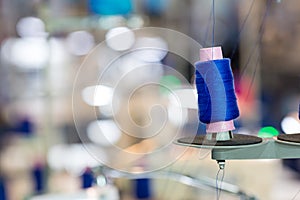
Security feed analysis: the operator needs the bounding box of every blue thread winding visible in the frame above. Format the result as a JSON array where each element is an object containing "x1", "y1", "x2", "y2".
[{"x1": 195, "y1": 58, "x2": 239, "y2": 123}]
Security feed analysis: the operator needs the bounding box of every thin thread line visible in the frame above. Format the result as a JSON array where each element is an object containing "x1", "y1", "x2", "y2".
[
  {"x1": 212, "y1": 0, "x2": 216, "y2": 58},
  {"x1": 216, "y1": 169, "x2": 220, "y2": 199},
  {"x1": 238, "y1": 8, "x2": 268, "y2": 103},
  {"x1": 292, "y1": 189, "x2": 300, "y2": 200},
  {"x1": 230, "y1": 0, "x2": 256, "y2": 59},
  {"x1": 204, "y1": 2, "x2": 213, "y2": 46},
  {"x1": 240, "y1": 0, "x2": 272, "y2": 78},
  {"x1": 158, "y1": 151, "x2": 195, "y2": 199},
  {"x1": 245, "y1": 54, "x2": 260, "y2": 101},
  {"x1": 216, "y1": 168, "x2": 225, "y2": 200}
]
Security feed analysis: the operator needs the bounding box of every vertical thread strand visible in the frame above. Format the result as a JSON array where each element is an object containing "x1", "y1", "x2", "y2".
[
  {"x1": 204, "y1": 2, "x2": 214, "y2": 46},
  {"x1": 240, "y1": 0, "x2": 272, "y2": 77},
  {"x1": 216, "y1": 168, "x2": 225, "y2": 200},
  {"x1": 212, "y1": 0, "x2": 215, "y2": 58},
  {"x1": 230, "y1": 0, "x2": 256, "y2": 59}
]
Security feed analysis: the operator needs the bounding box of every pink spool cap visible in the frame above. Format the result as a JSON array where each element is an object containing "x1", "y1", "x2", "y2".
[{"x1": 199, "y1": 46, "x2": 223, "y2": 62}]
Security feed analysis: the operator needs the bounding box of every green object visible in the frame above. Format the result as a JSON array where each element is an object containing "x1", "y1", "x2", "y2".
[
  {"x1": 258, "y1": 126, "x2": 279, "y2": 138},
  {"x1": 159, "y1": 75, "x2": 181, "y2": 95}
]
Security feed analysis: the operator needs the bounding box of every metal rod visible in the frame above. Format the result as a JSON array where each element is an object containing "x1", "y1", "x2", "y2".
[{"x1": 94, "y1": 166, "x2": 257, "y2": 199}]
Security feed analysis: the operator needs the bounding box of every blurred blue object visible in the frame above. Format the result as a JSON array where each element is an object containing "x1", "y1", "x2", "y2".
[
  {"x1": 144, "y1": 0, "x2": 168, "y2": 15},
  {"x1": 32, "y1": 164, "x2": 45, "y2": 194},
  {"x1": 0, "y1": 177, "x2": 7, "y2": 200},
  {"x1": 135, "y1": 178, "x2": 151, "y2": 199},
  {"x1": 82, "y1": 168, "x2": 94, "y2": 189},
  {"x1": 17, "y1": 118, "x2": 34, "y2": 136},
  {"x1": 89, "y1": 0, "x2": 132, "y2": 15}
]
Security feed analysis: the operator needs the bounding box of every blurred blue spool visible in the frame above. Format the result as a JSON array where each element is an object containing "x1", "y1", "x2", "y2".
[
  {"x1": 82, "y1": 168, "x2": 94, "y2": 189},
  {"x1": 32, "y1": 164, "x2": 45, "y2": 194},
  {"x1": 195, "y1": 58, "x2": 239, "y2": 124},
  {"x1": 0, "y1": 177, "x2": 7, "y2": 200},
  {"x1": 135, "y1": 178, "x2": 151, "y2": 199}
]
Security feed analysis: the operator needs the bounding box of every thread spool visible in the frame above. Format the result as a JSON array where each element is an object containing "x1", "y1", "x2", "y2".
[
  {"x1": 195, "y1": 59, "x2": 239, "y2": 123},
  {"x1": 32, "y1": 162, "x2": 45, "y2": 194},
  {"x1": 175, "y1": 47, "x2": 263, "y2": 148},
  {"x1": 82, "y1": 168, "x2": 94, "y2": 189},
  {"x1": 134, "y1": 178, "x2": 152, "y2": 199},
  {"x1": 195, "y1": 60, "x2": 238, "y2": 139},
  {"x1": 196, "y1": 47, "x2": 239, "y2": 141},
  {"x1": 0, "y1": 177, "x2": 7, "y2": 200}
]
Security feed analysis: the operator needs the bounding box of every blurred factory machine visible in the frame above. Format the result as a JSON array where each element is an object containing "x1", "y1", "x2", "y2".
[{"x1": 0, "y1": 0, "x2": 299, "y2": 200}]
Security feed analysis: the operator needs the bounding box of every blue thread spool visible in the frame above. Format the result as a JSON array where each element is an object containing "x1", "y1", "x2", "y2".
[
  {"x1": 32, "y1": 163, "x2": 45, "y2": 194},
  {"x1": 81, "y1": 168, "x2": 94, "y2": 189},
  {"x1": 0, "y1": 177, "x2": 7, "y2": 200},
  {"x1": 195, "y1": 58, "x2": 239, "y2": 124},
  {"x1": 134, "y1": 178, "x2": 152, "y2": 199}
]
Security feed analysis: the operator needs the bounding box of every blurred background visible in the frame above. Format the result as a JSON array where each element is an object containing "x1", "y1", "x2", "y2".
[{"x1": 0, "y1": 0, "x2": 300, "y2": 199}]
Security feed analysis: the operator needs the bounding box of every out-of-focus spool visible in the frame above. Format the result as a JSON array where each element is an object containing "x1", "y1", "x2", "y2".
[{"x1": 0, "y1": 177, "x2": 7, "y2": 200}]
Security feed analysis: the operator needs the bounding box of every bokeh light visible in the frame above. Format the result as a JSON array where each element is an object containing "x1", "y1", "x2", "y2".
[
  {"x1": 11, "y1": 38, "x2": 49, "y2": 69},
  {"x1": 105, "y1": 27, "x2": 135, "y2": 51},
  {"x1": 66, "y1": 31, "x2": 95, "y2": 56},
  {"x1": 258, "y1": 126, "x2": 279, "y2": 138},
  {"x1": 16, "y1": 17, "x2": 47, "y2": 38},
  {"x1": 81, "y1": 85, "x2": 113, "y2": 106},
  {"x1": 159, "y1": 75, "x2": 182, "y2": 95},
  {"x1": 281, "y1": 116, "x2": 300, "y2": 134},
  {"x1": 87, "y1": 120, "x2": 122, "y2": 147},
  {"x1": 170, "y1": 89, "x2": 198, "y2": 109},
  {"x1": 47, "y1": 144, "x2": 101, "y2": 176},
  {"x1": 133, "y1": 37, "x2": 168, "y2": 63}
]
